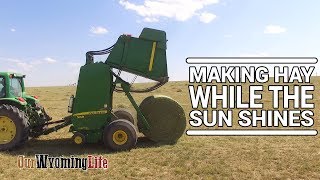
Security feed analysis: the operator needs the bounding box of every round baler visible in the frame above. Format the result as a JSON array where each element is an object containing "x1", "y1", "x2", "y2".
[{"x1": 70, "y1": 27, "x2": 187, "y2": 151}]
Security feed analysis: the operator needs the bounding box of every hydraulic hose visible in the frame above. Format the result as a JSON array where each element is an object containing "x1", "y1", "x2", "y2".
[{"x1": 86, "y1": 45, "x2": 114, "y2": 64}]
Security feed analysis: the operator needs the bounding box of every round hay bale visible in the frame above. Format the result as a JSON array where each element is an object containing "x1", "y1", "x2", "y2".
[{"x1": 137, "y1": 95, "x2": 186, "y2": 144}]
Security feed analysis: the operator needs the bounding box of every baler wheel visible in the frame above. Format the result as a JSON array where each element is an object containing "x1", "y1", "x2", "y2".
[
  {"x1": 112, "y1": 109, "x2": 136, "y2": 126},
  {"x1": 103, "y1": 119, "x2": 137, "y2": 151},
  {"x1": 0, "y1": 104, "x2": 29, "y2": 150},
  {"x1": 72, "y1": 132, "x2": 86, "y2": 145}
]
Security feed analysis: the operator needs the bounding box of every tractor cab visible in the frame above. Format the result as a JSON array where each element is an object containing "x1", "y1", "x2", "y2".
[
  {"x1": 0, "y1": 72, "x2": 25, "y2": 100},
  {"x1": 0, "y1": 72, "x2": 41, "y2": 106}
]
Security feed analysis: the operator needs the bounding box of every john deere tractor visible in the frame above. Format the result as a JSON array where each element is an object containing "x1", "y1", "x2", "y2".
[{"x1": 0, "y1": 72, "x2": 51, "y2": 150}]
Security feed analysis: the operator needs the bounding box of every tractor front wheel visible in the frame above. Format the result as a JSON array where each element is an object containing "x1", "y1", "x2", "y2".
[
  {"x1": 0, "y1": 104, "x2": 29, "y2": 150},
  {"x1": 103, "y1": 119, "x2": 137, "y2": 151}
]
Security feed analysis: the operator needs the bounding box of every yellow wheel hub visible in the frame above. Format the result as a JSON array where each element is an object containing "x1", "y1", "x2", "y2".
[
  {"x1": 112, "y1": 130, "x2": 128, "y2": 145},
  {"x1": 74, "y1": 136, "x2": 83, "y2": 144},
  {"x1": 0, "y1": 116, "x2": 17, "y2": 144}
]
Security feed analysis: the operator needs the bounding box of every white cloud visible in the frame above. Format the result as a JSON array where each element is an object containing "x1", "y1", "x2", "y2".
[
  {"x1": 119, "y1": 0, "x2": 218, "y2": 23},
  {"x1": 90, "y1": 26, "x2": 108, "y2": 35},
  {"x1": 44, "y1": 57, "x2": 57, "y2": 64},
  {"x1": 3, "y1": 58, "x2": 33, "y2": 72},
  {"x1": 199, "y1": 12, "x2": 216, "y2": 23},
  {"x1": 264, "y1": 25, "x2": 286, "y2": 34},
  {"x1": 144, "y1": 17, "x2": 159, "y2": 22},
  {"x1": 2, "y1": 57, "x2": 58, "y2": 73},
  {"x1": 10, "y1": 28, "x2": 16, "y2": 32}
]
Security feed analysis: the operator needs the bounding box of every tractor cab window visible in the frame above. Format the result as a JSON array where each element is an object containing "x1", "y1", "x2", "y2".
[
  {"x1": 10, "y1": 78, "x2": 23, "y2": 97},
  {"x1": 0, "y1": 77, "x2": 5, "y2": 98}
]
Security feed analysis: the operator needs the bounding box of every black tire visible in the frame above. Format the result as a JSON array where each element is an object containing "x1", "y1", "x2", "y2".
[
  {"x1": 103, "y1": 119, "x2": 137, "y2": 151},
  {"x1": 0, "y1": 104, "x2": 29, "y2": 150},
  {"x1": 112, "y1": 109, "x2": 136, "y2": 126}
]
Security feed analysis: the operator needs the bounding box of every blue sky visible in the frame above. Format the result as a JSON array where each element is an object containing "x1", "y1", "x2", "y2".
[{"x1": 0, "y1": 0, "x2": 319, "y2": 86}]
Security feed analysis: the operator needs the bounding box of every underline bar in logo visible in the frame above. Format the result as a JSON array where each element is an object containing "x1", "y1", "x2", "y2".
[
  {"x1": 186, "y1": 57, "x2": 318, "y2": 64},
  {"x1": 186, "y1": 129, "x2": 318, "y2": 136}
]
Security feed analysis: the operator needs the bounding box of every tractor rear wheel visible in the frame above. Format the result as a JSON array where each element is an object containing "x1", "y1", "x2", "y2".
[
  {"x1": 0, "y1": 104, "x2": 29, "y2": 150},
  {"x1": 103, "y1": 119, "x2": 137, "y2": 151}
]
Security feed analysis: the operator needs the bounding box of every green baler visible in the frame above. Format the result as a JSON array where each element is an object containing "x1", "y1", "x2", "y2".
[{"x1": 70, "y1": 28, "x2": 186, "y2": 151}]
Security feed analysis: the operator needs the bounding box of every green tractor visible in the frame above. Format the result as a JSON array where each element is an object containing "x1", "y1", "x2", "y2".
[
  {"x1": 0, "y1": 72, "x2": 51, "y2": 150},
  {"x1": 0, "y1": 28, "x2": 186, "y2": 151}
]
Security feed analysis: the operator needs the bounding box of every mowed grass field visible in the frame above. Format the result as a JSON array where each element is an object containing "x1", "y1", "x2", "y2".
[{"x1": 0, "y1": 78, "x2": 320, "y2": 179}]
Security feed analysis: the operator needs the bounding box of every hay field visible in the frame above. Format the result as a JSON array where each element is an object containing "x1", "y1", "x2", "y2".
[{"x1": 0, "y1": 79, "x2": 319, "y2": 179}]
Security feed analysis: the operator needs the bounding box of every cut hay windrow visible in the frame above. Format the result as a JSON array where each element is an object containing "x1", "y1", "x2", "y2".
[{"x1": 138, "y1": 95, "x2": 186, "y2": 144}]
